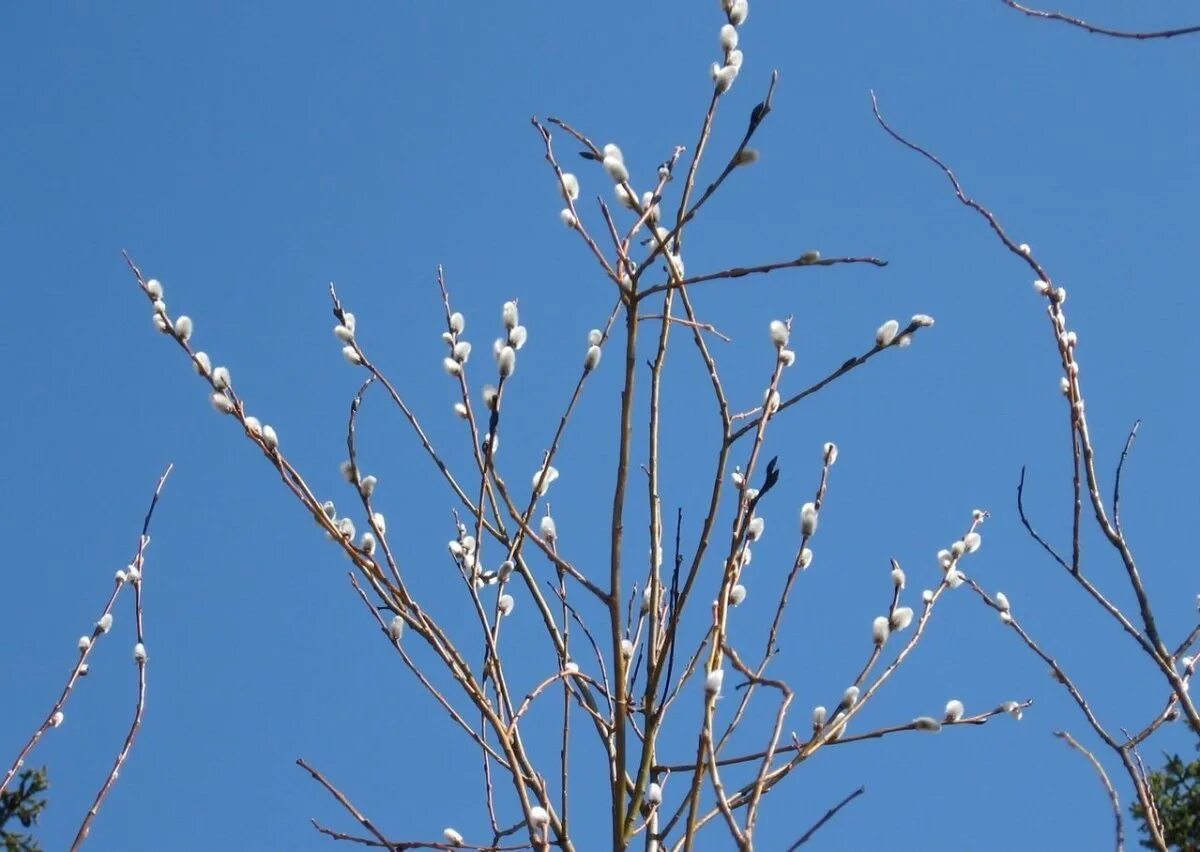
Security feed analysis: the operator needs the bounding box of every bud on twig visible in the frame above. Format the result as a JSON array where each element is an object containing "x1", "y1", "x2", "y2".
[
  {"x1": 800, "y1": 503, "x2": 818, "y2": 536},
  {"x1": 890, "y1": 607, "x2": 914, "y2": 631},
  {"x1": 872, "y1": 616, "x2": 890, "y2": 645}
]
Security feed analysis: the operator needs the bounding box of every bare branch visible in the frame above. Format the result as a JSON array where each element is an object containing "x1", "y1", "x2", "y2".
[{"x1": 999, "y1": 0, "x2": 1200, "y2": 39}]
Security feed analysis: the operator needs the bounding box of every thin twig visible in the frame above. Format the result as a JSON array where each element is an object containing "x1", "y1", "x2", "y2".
[
  {"x1": 999, "y1": 0, "x2": 1200, "y2": 39},
  {"x1": 785, "y1": 786, "x2": 865, "y2": 850},
  {"x1": 1055, "y1": 730, "x2": 1123, "y2": 852}
]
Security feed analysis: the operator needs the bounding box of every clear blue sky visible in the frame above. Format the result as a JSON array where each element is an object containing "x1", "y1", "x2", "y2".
[{"x1": 3, "y1": 2, "x2": 1198, "y2": 849}]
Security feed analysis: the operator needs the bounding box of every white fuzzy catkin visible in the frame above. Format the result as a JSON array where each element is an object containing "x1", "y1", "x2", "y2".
[
  {"x1": 913, "y1": 716, "x2": 942, "y2": 732},
  {"x1": 823, "y1": 442, "x2": 838, "y2": 465},
  {"x1": 174, "y1": 315, "x2": 193, "y2": 341},
  {"x1": 193, "y1": 351, "x2": 212, "y2": 376},
  {"x1": 944, "y1": 699, "x2": 965, "y2": 722},
  {"x1": 812, "y1": 706, "x2": 827, "y2": 728},
  {"x1": 359, "y1": 475, "x2": 378, "y2": 498},
  {"x1": 342, "y1": 346, "x2": 363, "y2": 365},
  {"x1": 615, "y1": 184, "x2": 636, "y2": 210},
  {"x1": 621, "y1": 639, "x2": 634, "y2": 658},
  {"x1": 963, "y1": 531, "x2": 982, "y2": 553},
  {"x1": 561, "y1": 172, "x2": 580, "y2": 201},
  {"x1": 712, "y1": 63, "x2": 738, "y2": 94},
  {"x1": 1001, "y1": 700, "x2": 1024, "y2": 720},
  {"x1": 146, "y1": 278, "x2": 164, "y2": 299},
  {"x1": 647, "y1": 782, "x2": 663, "y2": 805},
  {"x1": 585, "y1": 345, "x2": 602, "y2": 370},
  {"x1": 720, "y1": 23, "x2": 738, "y2": 50},
  {"x1": 498, "y1": 594, "x2": 515, "y2": 616},
  {"x1": 588, "y1": 329, "x2": 603, "y2": 346},
  {"x1": 360, "y1": 532, "x2": 377, "y2": 555},
  {"x1": 509, "y1": 326, "x2": 528, "y2": 350},
  {"x1": 841, "y1": 686, "x2": 860, "y2": 708},
  {"x1": 334, "y1": 324, "x2": 354, "y2": 342},
  {"x1": 995, "y1": 592, "x2": 1010, "y2": 612},
  {"x1": 769, "y1": 320, "x2": 789, "y2": 348},
  {"x1": 443, "y1": 828, "x2": 464, "y2": 845},
  {"x1": 705, "y1": 668, "x2": 725, "y2": 697},
  {"x1": 449, "y1": 312, "x2": 465, "y2": 334},
  {"x1": 890, "y1": 607, "x2": 914, "y2": 631},
  {"x1": 133, "y1": 643, "x2": 147, "y2": 663},
  {"x1": 746, "y1": 516, "x2": 764, "y2": 541},
  {"x1": 532, "y1": 465, "x2": 559, "y2": 496},
  {"x1": 498, "y1": 346, "x2": 516, "y2": 378},
  {"x1": 529, "y1": 806, "x2": 549, "y2": 828},
  {"x1": 212, "y1": 393, "x2": 235, "y2": 414},
  {"x1": 875, "y1": 319, "x2": 900, "y2": 347},
  {"x1": 872, "y1": 616, "x2": 890, "y2": 645},
  {"x1": 388, "y1": 615, "x2": 404, "y2": 641},
  {"x1": 453, "y1": 341, "x2": 472, "y2": 363},
  {"x1": 800, "y1": 503, "x2": 818, "y2": 536},
  {"x1": 261, "y1": 424, "x2": 279, "y2": 449},
  {"x1": 922, "y1": 589, "x2": 934, "y2": 603},
  {"x1": 798, "y1": 548, "x2": 813, "y2": 570},
  {"x1": 453, "y1": 402, "x2": 468, "y2": 419},
  {"x1": 911, "y1": 314, "x2": 935, "y2": 327},
  {"x1": 560, "y1": 208, "x2": 578, "y2": 228},
  {"x1": 891, "y1": 565, "x2": 906, "y2": 588},
  {"x1": 540, "y1": 515, "x2": 558, "y2": 542},
  {"x1": 729, "y1": 584, "x2": 747, "y2": 606},
  {"x1": 642, "y1": 192, "x2": 660, "y2": 222},
  {"x1": 728, "y1": 0, "x2": 749, "y2": 26},
  {"x1": 502, "y1": 301, "x2": 519, "y2": 329},
  {"x1": 603, "y1": 155, "x2": 629, "y2": 183},
  {"x1": 79, "y1": 636, "x2": 92, "y2": 651},
  {"x1": 50, "y1": 711, "x2": 64, "y2": 728}
]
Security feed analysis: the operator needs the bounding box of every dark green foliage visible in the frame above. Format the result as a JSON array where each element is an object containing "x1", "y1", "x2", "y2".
[
  {"x1": 0, "y1": 767, "x2": 48, "y2": 852},
  {"x1": 1133, "y1": 752, "x2": 1200, "y2": 851}
]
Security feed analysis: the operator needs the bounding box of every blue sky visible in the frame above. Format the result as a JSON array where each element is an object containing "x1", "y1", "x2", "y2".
[{"x1": 3, "y1": 2, "x2": 1198, "y2": 849}]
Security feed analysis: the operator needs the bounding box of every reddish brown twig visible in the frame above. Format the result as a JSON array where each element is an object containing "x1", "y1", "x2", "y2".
[
  {"x1": 1000, "y1": 0, "x2": 1200, "y2": 39},
  {"x1": 1, "y1": 464, "x2": 171, "y2": 822}
]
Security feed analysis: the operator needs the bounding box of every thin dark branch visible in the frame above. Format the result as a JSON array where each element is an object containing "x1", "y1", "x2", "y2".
[
  {"x1": 1112, "y1": 420, "x2": 1140, "y2": 537},
  {"x1": 297, "y1": 758, "x2": 394, "y2": 849},
  {"x1": 1054, "y1": 731, "x2": 1123, "y2": 852},
  {"x1": 1000, "y1": 0, "x2": 1200, "y2": 39},
  {"x1": 785, "y1": 786, "x2": 865, "y2": 850},
  {"x1": 70, "y1": 464, "x2": 173, "y2": 852},
  {"x1": 1016, "y1": 466, "x2": 1072, "y2": 572},
  {"x1": 637, "y1": 254, "x2": 887, "y2": 299}
]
